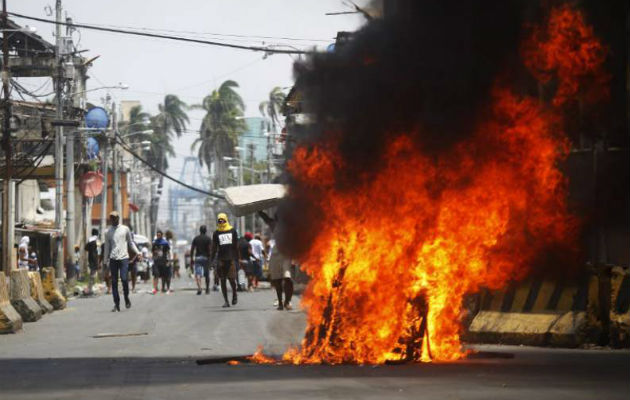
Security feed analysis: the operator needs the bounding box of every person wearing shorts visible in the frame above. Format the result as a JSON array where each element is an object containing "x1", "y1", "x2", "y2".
[
  {"x1": 210, "y1": 213, "x2": 240, "y2": 308},
  {"x1": 249, "y1": 234, "x2": 266, "y2": 289},
  {"x1": 239, "y1": 232, "x2": 254, "y2": 291},
  {"x1": 152, "y1": 230, "x2": 171, "y2": 294},
  {"x1": 258, "y1": 211, "x2": 294, "y2": 310},
  {"x1": 190, "y1": 225, "x2": 212, "y2": 295}
]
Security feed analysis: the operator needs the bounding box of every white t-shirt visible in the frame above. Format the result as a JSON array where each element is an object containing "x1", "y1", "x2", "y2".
[
  {"x1": 249, "y1": 239, "x2": 264, "y2": 261},
  {"x1": 18, "y1": 242, "x2": 29, "y2": 269}
]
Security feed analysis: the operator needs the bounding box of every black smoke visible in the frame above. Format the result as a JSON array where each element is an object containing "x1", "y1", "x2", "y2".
[{"x1": 275, "y1": 0, "x2": 628, "y2": 266}]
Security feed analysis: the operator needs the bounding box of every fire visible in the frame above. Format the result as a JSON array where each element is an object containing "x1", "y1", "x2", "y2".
[
  {"x1": 270, "y1": 5, "x2": 606, "y2": 364},
  {"x1": 247, "y1": 346, "x2": 278, "y2": 364},
  {"x1": 523, "y1": 4, "x2": 609, "y2": 106}
]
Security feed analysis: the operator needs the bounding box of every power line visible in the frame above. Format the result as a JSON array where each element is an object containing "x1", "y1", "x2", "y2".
[
  {"x1": 72, "y1": 20, "x2": 332, "y2": 43},
  {"x1": 115, "y1": 135, "x2": 224, "y2": 199},
  {"x1": 9, "y1": 12, "x2": 309, "y2": 55}
]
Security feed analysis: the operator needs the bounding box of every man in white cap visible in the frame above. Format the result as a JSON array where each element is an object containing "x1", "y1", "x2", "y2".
[{"x1": 104, "y1": 211, "x2": 140, "y2": 312}]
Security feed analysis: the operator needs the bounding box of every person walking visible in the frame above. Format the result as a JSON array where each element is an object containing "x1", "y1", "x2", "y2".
[
  {"x1": 210, "y1": 213, "x2": 240, "y2": 308},
  {"x1": 249, "y1": 234, "x2": 266, "y2": 289},
  {"x1": 190, "y1": 225, "x2": 212, "y2": 295},
  {"x1": 100, "y1": 240, "x2": 111, "y2": 294},
  {"x1": 103, "y1": 211, "x2": 140, "y2": 312},
  {"x1": 258, "y1": 211, "x2": 294, "y2": 311},
  {"x1": 73, "y1": 245, "x2": 81, "y2": 280},
  {"x1": 238, "y1": 232, "x2": 254, "y2": 291},
  {"x1": 85, "y1": 228, "x2": 100, "y2": 295},
  {"x1": 128, "y1": 226, "x2": 138, "y2": 293},
  {"x1": 152, "y1": 230, "x2": 171, "y2": 294}
]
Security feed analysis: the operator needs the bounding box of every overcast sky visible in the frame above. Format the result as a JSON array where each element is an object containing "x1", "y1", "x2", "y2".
[{"x1": 11, "y1": 1, "x2": 367, "y2": 224}]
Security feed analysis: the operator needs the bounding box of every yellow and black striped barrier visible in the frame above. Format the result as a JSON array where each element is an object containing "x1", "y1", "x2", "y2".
[
  {"x1": 467, "y1": 266, "x2": 629, "y2": 347},
  {"x1": 609, "y1": 266, "x2": 630, "y2": 347}
]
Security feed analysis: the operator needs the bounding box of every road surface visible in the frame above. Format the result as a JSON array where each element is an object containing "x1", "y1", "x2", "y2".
[{"x1": 1, "y1": 276, "x2": 628, "y2": 399}]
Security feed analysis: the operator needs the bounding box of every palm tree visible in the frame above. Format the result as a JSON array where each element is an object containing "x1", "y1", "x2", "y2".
[
  {"x1": 155, "y1": 94, "x2": 189, "y2": 139},
  {"x1": 192, "y1": 80, "x2": 247, "y2": 188},
  {"x1": 258, "y1": 87, "x2": 285, "y2": 133}
]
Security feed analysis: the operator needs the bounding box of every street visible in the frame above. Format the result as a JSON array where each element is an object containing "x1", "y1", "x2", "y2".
[{"x1": 0, "y1": 276, "x2": 628, "y2": 400}]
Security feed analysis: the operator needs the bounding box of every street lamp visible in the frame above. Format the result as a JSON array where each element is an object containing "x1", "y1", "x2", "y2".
[
  {"x1": 120, "y1": 130, "x2": 153, "y2": 139},
  {"x1": 0, "y1": 26, "x2": 37, "y2": 33},
  {"x1": 224, "y1": 154, "x2": 245, "y2": 234},
  {"x1": 69, "y1": 84, "x2": 129, "y2": 98}
]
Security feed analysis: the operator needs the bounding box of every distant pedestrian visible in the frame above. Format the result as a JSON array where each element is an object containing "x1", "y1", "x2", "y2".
[
  {"x1": 190, "y1": 225, "x2": 212, "y2": 295},
  {"x1": 104, "y1": 211, "x2": 140, "y2": 312},
  {"x1": 239, "y1": 232, "x2": 254, "y2": 291},
  {"x1": 127, "y1": 226, "x2": 139, "y2": 293},
  {"x1": 85, "y1": 228, "x2": 100, "y2": 295},
  {"x1": 249, "y1": 234, "x2": 266, "y2": 289},
  {"x1": 18, "y1": 236, "x2": 30, "y2": 270},
  {"x1": 210, "y1": 213, "x2": 240, "y2": 308},
  {"x1": 73, "y1": 244, "x2": 81, "y2": 280},
  {"x1": 258, "y1": 211, "x2": 294, "y2": 311},
  {"x1": 152, "y1": 230, "x2": 171, "y2": 294},
  {"x1": 165, "y1": 230, "x2": 175, "y2": 289},
  {"x1": 28, "y1": 246, "x2": 39, "y2": 272}
]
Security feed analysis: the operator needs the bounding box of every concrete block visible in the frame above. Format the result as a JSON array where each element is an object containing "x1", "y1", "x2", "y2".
[
  {"x1": 0, "y1": 275, "x2": 23, "y2": 333},
  {"x1": 28, "y1": 272, "x2": 54, "y2": 314},
  {"x1": 10, "y1": 270, "x2": 42, "y2": 322},
  {"x1": 467, "y1": 311, "x2": 561, "y2": 346},
  {"x1": 41, "y1": 268, "x2": 66, "y2": 310},
  {"x1": 548, "y1": 311, "x2": 600, "y2": 347}
]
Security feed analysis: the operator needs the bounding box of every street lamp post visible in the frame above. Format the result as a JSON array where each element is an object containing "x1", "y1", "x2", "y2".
[{"x1": 225, "y1": 150, "x2": 245, "y2": 235}]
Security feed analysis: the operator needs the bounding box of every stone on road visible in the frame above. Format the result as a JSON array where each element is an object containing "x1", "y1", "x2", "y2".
[{"x1": 0, "y1": 277, "x2": 628, "y2": 400}]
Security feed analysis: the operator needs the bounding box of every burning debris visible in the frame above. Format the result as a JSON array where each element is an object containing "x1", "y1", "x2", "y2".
[{"x1": 263, "y1": 1, "x2": 610, "y2": 364}]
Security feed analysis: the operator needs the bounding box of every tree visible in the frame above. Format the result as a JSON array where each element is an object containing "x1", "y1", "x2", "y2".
[
  {"x1": 258, "y1": 86, "x2": 285, "y2": 133},
  {"x1": 192, "y1": 80, "x2": 247, "y2": 188},
  {"x1": 155, "y1": 94, "x2": 189, "y2": 139}
]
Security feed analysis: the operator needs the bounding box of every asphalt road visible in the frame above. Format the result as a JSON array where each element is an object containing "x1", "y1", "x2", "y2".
[{"x1": 0, "y1": 276, "x2": 628, "y2": 400}]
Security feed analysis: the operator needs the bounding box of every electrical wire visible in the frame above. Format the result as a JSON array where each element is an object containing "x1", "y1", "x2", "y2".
[
  {"x1": 114, "y1": 135, "x2": 224, "y2": 199},
  {"x1": 14, "y1": 140, "x2": 54, "y2": 184},
  {"x1": 71, "y1": 20, "x2": 331, "y2": 43},
  {"x1": 9, "y1": 12, "x2": 309, "y2": 55}
]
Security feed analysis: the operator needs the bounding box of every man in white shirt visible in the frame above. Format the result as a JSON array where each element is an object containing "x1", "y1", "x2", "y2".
[
  {"x1": 104, "y1": 211, "x2": 140, "y2": 312},
  {"x1": 249, "y1": 234, "x2": 266, "y2": 289}
]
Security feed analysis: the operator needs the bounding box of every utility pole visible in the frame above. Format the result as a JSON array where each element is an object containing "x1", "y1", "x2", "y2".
[
  {"x1": 65, "y1": 126, "x2": 75, "y2": 276},
  {"x1": 1, "y1": 0, "x2": 14, "y2": 276},
  {"x1": 53, "y1": 0, "x2": 65, "y2": 278},
  {"x1": 99, "y1": 139, "x2": 109, "y2": 238},
  {"x1": 112, "y1": 103, "x2": 121, "y2": 213},
  {"x1": 238, "y1": 156, "x2": 244, "y2": 234}
]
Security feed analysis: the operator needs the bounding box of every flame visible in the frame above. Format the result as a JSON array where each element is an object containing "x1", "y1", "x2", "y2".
[
  {"x1": 523, "y1": 4, "x2": 609, "y2": 106},
  {"x1": 263, "y1": 5, "x2": 605, "y2": 365},
  {"x1": 247, "y1": 346, "x2": 278, "y2": 364}
]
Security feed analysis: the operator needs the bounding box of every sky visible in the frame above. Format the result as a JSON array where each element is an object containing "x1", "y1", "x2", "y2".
[{"x1": 10, "y1": 0, "x2": 367, "y2": 225}]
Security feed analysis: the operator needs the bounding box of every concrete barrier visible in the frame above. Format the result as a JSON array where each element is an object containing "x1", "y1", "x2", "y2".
[
  {"x1": 10, "y1": 269, "x2": 42, "y2": 322},
  {"x1": 609, "y1": 266, "x2": 630, "y2": 347},
  {"x1": 0, "y1": 274, "x2": 23, "y2": 333},
  {"x1": 467, "y1": 272, "x2": 602, "y2": 347},
  {"x1": 28, "y1": 272, "x2": 54, "y2": 314},
  {"x1": 41, "y1": 267, "x2": 66, "y2": 310}
]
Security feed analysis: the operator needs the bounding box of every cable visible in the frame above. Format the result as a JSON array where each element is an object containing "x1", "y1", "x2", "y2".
[
  {"x1": 74, "y1": 20, "x2": 331, "y2": 43},
  {"x1": 14, "y1": 140, "x2": 54, "y2": 184},
  {"x1": 114, "y1": 135, "x2": 224, "y2": 199},
  {"x1": 9, "y1": 12, "x2": 309, "y2": 55}
]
